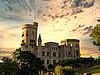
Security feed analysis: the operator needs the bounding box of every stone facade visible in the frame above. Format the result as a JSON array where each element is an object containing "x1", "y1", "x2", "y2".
[{"x1": 21, "y1": 22, "x2": 80, "y2": 67}]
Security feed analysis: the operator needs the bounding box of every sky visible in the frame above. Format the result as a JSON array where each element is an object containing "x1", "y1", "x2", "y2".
[{"x1": 0, "y1": 0, "x2": 100, "y2": 59}]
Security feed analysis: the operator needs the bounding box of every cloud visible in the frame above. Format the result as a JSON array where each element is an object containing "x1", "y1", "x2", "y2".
[
  {"x1": 0, "y1": 50, "x2": 12, "y2": 54},
  {"x1": 72, "y1": 9, "x2": 83, "y2": 15},
  {"x1": 81, "y1": 49, "x2": 100, "y2": 57},
  {"x1": 70, "y1": 25, "x2": 93, "y2": 35},
  {"x1": 0, "y1": 48, "x2": 16, "y2": 58},
  {"x1": 0, "y1": 23, "x2": 21, "y2": 39},
  {"x1": 0, "y1": 54, "x2": 11, "y2": 57},
  {"x1": 0, "y1": 0, "x2": 99, "y2": 58},
  {"x1": 71, "y1": 0, "x2": 95, "y2": 8},
  {"x1": 84, "y1": 0, "x2": 95, "y2": 8}
]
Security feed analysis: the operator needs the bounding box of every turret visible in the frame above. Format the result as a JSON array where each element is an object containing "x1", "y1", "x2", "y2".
[
  {"x1": 38, "y1": 34, "x2": 42, "y2": 44},
  {"x1": 38, "y1": 34, "x2": 42, "y2": 58},
  {"x1": 21, "y1": 22, "x2": 38, "y2": 55}
]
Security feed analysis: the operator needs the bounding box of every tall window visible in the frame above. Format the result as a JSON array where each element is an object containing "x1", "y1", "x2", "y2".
[
  {"x1": 76, "y1": 50, "x2": 79, "y2": 56},
  {"x1": 52, "y1": 47, "x2": 53, "y2": 50},
  {"x1": 68, "y1": 52, "x2": 70, "y2": 56},
  {"x1": 56, "y1": 47, "x2": 57, "y2": 50},
  {"x1": 30, "y1": 39, "x2": 35, "y2": 43},
  {"x1": 54, "y1": 47, "x2": 55, "y2": 50},
  {"x1": 47, "y1": 52, "x2": 49, "y2": 56},
  {"x1": 26, "y1": 31, "x2": 28, "y2": 36},
  {"x1": 59, "y1": 53, "x2": 61, "y2": 57},
  {"x1": 47, "y1": 60, "x2": 49, "y2": 64},
  {"x1": 53, "y1": 60, "x2": 56, "y2": 64},
  {"x1": 22, "y1": 40, "x2": 24, "y2": 43},
  {"x1": 42, "y1": 52, "x2": 45, "y2": 56},
  {"x1": 42, "y1": 60, "x2": 44, "y2": 64},
  {"x1": 76, "y1": 44, "x2": 79, "y2": 47},
  {"x1": 53, "y1": 52, "x2": 56, "y2": 57},
  {"x1": 69, "y1": 44, "x2": 71, "y2": 46},
  {"x1": 66, "y1": 51, "x2": 70, "y2": 56},
  {"x1": 32, "y1": 31, "x2": 34, "y2": 37}
]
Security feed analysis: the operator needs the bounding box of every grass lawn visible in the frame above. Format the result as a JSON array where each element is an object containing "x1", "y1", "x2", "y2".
[{"x1": 75, "y1": 65, "x2": 100, "y2": 75}]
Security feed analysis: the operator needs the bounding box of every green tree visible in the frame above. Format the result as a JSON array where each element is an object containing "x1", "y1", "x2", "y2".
[
  {"x1": 54, "y1": 65, "x2": 74, "y2": 75},
  {"x1": 0, "y1": 57, "x2": 19, "y2": 75},
  {"x1": 90, "y1": 22, "x2": 100, "y2": 51},
  {"x1": 12, "y1": 48, "x2": 44, "y2": 75}
]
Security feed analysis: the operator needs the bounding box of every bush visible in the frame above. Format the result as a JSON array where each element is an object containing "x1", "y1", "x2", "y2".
[{"x1": 54, "y1": 65, "x2": 74, "y2": 75}]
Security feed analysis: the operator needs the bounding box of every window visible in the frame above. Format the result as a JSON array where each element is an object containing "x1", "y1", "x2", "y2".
[
  {"x1": 53, "y1": 60, "x2": 56, "y2": 64},
  {"x1": 30, "y1": 39, "x2": 35, "y2": 43},
  {"x1": 56, "y1": 47, "x2": 57, "y2": 50},
  {"x1": 42, "y1": 52, "x2": 45, "y2": 56},
  {"x1": 53, "y1": 52, "x2": 56, "y2": 57},
  {"x1": 47, "y1": 52, "x2": 49, "y2": 56},
  {"x1": 59, "y1": 53, "x2": 61, "y2": 57},
  {"x1": 68, "y1": 52, "x2": 70, "y2": 56},
  {"x1": 76, "y1": 44, "x2": 79, "y2": 47},
  {"x1": 69, "y1": 44, "x2": 71, "y2": 46},
  {"x1": 76, "y1": 50, "x2": 79, "y2": 56},
  {"x1": 42, "y1": 60, "x2": 44, "y2": 64},
  {"x1": 54, "y1": 47, "x2": 55, "y2": 50},
  {"x1": 22, "y1": 40, "x2": 24, "y2": 43},
  {"x1": 52, "y1": 47, "x2": 53, "y2": 50},
  {"x1": 66, "y1": 51, "x2": 70, "y2": 56},
  {"x1": 26, "y1": 31, "x2": 28, "y2": 36},
  {"x1": 47, "y1": 60, "x2": 49, "y2": 64}
]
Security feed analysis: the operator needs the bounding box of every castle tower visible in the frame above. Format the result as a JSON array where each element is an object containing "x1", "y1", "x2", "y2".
[
  {"x1": 21, "y1": 22, "x2": 38, "y2": 55},
  {"x1": 38, "y1": 34, "x2": 42, "y2": 58}
]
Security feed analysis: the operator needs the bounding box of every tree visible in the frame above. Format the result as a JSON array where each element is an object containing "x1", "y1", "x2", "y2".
[
  {"x1": 12, "y1": 48, "x2": 44, "y2": 75},
  {"x1": 54, "y1": 65, "x2": 74, "y2": 75},
  {"x1": 90, "y1": 21, "x2": 100, "y2": 51},
  {"x1": 0, "y1": 57, "x2": 19, "y2": 75}
]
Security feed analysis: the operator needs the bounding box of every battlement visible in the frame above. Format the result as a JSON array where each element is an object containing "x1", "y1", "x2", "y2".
[{"x1": 22, "y1": 22, "x2": 38, "y2": 30}]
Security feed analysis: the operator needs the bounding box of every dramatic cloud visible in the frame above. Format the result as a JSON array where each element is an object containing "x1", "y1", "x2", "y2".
[
  {"x1": 0, "y1": 23, "x2": 21, "y2": 39},
  {"x1": 81, "y1": 49, "x2": 100, "y2": 57},
  {"x1": 0, "y1": 0, "x2": 100, "y2": 58}
]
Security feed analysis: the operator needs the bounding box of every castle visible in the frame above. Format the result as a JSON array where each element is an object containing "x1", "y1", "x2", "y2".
[{"x1": 21, "y1": 22, "x2": 80, "y2": 67}]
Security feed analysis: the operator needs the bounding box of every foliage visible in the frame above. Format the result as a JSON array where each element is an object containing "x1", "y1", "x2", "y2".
[
  {"x1": 90, "y1": 23, "x2": 100, "y2": 51},
  {"x1": 12, "y1": 48, "x2": 21, "y2": 61},
  {"x1": 54, "y1": 65, "x2": 74, "y2": 75},
  {"x1": 0, "y1": 48, "x2": 44, "y2": 75},
  {"x1": 12, "y1": 48, "x2": 44, "y2": 75},
  {"x1": 55, "y1": 65, "x2": 62, "y2": 75},
  {"x1": 48, "y1": 64, "x2": 54, "y2": 72},
  {"x1": 0, "y1": 57, "x2": 19, "y2": 75},
  {"x1": 62, "y1": 66, "x2": 74, "y2": 75}
]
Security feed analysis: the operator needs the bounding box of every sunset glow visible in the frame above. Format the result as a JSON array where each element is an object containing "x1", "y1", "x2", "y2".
[{"x1": 0, "y1": 0, "x2": 100, "y2": 58}]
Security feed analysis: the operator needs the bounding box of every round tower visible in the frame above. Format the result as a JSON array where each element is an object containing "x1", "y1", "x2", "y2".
[{"x1": 21, "y1": 22, "x2": 38, "y2": 54}]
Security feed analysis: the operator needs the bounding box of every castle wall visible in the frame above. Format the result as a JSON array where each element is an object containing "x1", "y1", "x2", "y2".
[{"x1": 21, "y1": 22, "x2": 80, "y2": 67}]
